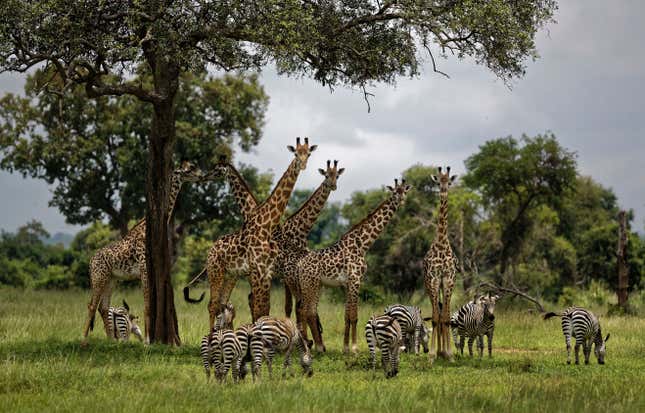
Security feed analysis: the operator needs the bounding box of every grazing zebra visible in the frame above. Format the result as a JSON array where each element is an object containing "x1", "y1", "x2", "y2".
[
  {"x1": 200, "y1": 328, "x2": 244, "y2": 382},
  {"x1": 215, "y1": 302, "x2": 235, "y2": 330},
  {"x1": 450, "y1": 293, "x2": 499, "y2": 357},
  {"x1": 234, "y1": 323, "x2": 264, "y2": 380},
  {"x1": 383, "y1": 304, "x2": 431, "y2": 354},
  {"x1": 544, "y1": 307, "x2": 610, "y2": 365},
  {"x1": 250, "y1": 316, "x2": 313, "y2": 379},
  {"x1": 107, "y1": 300, "x2": 143, "y2": 342},
  {"x1": 365, "y1": 314, "x2": 402, "y2": 378}
]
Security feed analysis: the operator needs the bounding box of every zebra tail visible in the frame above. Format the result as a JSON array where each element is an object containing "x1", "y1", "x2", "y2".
[
  {"x1": 543, "y1": 312, "x2": 559, "y2": 320},
  {"x1": 183, "y1": 267, "x2": 207, "y2": 304}
]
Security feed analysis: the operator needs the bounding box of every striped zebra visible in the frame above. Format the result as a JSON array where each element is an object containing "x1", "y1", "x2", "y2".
[
  {"x1": 200, "y1": 328, "x2": 244, "y2": 382},
  {"x1": 250, "y1": 316, "x2": 313, "y2": 379},
  {"x1": 107, "y1": 300, "x2": 143, "y2": 342},
  {"x1": 365, "y1": 315, "x2": 402, "y2": 378},
  {"x1": 234, "y1": 323, "x2": 264, "y2": 381},
  {"x1": 383, "y1": 304, "x2": 431, "y2": 354},
  {"x1": 450, "y1": 293, "x2": 499, "y2": 357},
  {"x1": 544, "y1": 307, "x2": 610, "y2": 365}
]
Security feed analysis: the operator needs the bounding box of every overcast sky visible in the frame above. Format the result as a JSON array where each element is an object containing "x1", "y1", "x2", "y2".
[{"x1": 1, "y1": 1, "x2": 644, "y2": 235}]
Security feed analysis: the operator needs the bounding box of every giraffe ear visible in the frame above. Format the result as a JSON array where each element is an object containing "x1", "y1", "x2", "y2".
[
  {"x1": 450, "y1": 175, "x2": 458, "y2": 183},
  {"x1": 318, "y1": 168, "x2": 326, "y2": 176},
  {"x1": 337, "y1": 168, "x2": 345, "y2": 175},
  {"x1": 287, "y1": 145, "x2": 296, "y2": 153},
  {"x1": 123, "y1": 300, "x2": 130, "y2": 312},
  {"x1": 605, "y1": 334, "x2": 610, "y2": 342},
  {"x1": 386, "y1": 186, "x2": 394, "y2": 192},
  {"x1": 423, "y1": 317, "x2": 432, "y2": 321},
  {"x1": 309, "y1": 145, "x2": 318, "y2": 152}
]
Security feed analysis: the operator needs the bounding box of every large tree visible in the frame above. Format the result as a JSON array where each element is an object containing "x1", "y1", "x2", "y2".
[
  {"x1": 0, "y1": 69, "x2": 268, "y2": 237},
  {"x1": 463, "y1": 133, "x2": 576, "y2": 278},
  {"x1": 0, "y1": 0, "x2": 558, "y2": 344}
]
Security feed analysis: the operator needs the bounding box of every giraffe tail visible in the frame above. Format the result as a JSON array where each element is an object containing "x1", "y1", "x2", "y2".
[
  {"x1": 89, "y1": 313, "x2": 95, "y2": 332},
  {"x1": 183, "y1": 267, "x2": 207, "y2": 304},
  {"x1": 316, "y1": 313, "x2": 323, "y2": 335}
]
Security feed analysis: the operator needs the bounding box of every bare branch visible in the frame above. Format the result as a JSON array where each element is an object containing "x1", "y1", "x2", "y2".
[{"x1": 477, "y1": 281, "x2": 545, "y2": 313}]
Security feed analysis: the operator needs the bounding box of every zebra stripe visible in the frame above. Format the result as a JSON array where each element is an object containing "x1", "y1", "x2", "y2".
[
  {"x1": 251, "y1": 316, "x2": 313, "y2": 379},
  {"x1": 450, "y1": 294, "x2": 498, "y2": 357},
  {"x1": 365, "y1": 315, "x2": 402, "y2": 378},
  {"x1": 107, "y1": 302, "x2": 142, "y2": 342},
  {"x1": 200, "y1": 328, "x2": 244, "y2": 382},
  {"x1": 383, "y1": 304, "x2": 430, "y2": 354},
  {"x1": 544, "y1": 307, "x2": 610, "y2": 365}
]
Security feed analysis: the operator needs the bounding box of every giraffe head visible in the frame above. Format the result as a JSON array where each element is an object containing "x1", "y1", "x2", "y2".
[
  {"x1": 202, "y1": 155, "x2": 230, "y2": 181},
  {"x1": 287, "y1": 137, "x2": 317, "y2": 171},
  {"x1": 386, "y1": 178, "x2": 412, "y2": 202},
  {"x1": 431, "y1": 166, "x2": 458, "y2": 194},
  {"x1": 318, "y1": 160, "x2": 345, "y2": 190},
  {"x1": 174, "y1": 160, "x2": 206, "y2": 183}
]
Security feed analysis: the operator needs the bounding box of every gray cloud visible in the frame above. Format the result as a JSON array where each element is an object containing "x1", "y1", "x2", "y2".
[{"x1": 1, "y1": 0, "x2": 644, "y2": 234}]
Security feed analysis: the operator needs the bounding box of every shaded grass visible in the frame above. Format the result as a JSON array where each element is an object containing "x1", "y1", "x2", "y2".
[{"x1": 1, "y1": 286, "x2": 644, "y2": 412}]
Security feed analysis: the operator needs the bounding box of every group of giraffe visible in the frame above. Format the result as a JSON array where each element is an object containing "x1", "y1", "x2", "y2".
[{"x1": 82, "y1": 137, "x2": 459, "y2": 360}]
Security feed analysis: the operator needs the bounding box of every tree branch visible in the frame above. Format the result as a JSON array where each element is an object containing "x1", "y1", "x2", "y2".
[{"x1": 477, "y1": 281, "x2": 545, "y2": 313}]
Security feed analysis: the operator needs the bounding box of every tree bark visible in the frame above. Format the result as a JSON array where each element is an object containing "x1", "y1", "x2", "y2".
[
  {"x1": 458, "y1": 209, "x2": 472, "y2": 291},
  {"x1": 145, "y1": 59, "x2": 181, "y2": 345},
  {"x1": 616, "y1": 210, "x2": 629, "y2": 310}
]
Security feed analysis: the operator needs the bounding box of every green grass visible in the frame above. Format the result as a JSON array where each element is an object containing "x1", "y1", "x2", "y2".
[{"x1": 1, "y1": 286, "x2": 644, "y2": 413}]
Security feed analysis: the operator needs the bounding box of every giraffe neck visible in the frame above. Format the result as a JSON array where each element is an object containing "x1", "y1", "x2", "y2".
[
  {"x1": 435, "y1": 192, "x2": 449, "y2": 244},
  {"x1": 249, "y1": 157, "x2": 301, "y2": 232},
  {"x1": 342, "y1": 195, "x2": 402, "y2": 253},
  {"x1": 166, "y1": 173, "x2": 184, "y2": 225},
  {"x1": 280, "y1": 181, "x2": 333, "y2": 242},
  {"x1": 225, "y1": 163, "x2": 259, "y2": 221}
]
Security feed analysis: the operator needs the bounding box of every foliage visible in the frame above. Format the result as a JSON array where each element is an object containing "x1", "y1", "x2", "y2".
[{"x1": 0, "y1": 69, "x2": 269, "y2": 235}]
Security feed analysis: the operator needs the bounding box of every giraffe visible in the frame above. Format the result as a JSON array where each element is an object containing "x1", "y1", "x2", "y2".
[
  {"x1": 184, "y1": 157, "x2": 343, "y2": 322},
  {"x1": 200, "y1": 137, "x2": 316, "y2": 328},
  {"x1": 293, "y1": 179, "x2": 411, "y2": 353},
  {"x1": 81, "y1": 161, "x2": 207, "y2": 344},
  {"x1": 276, "y1": 159, "x2": 344, "y2": 318},
  {"x1": 423, "y1": 166, "x2": 458, "y2": 360}
]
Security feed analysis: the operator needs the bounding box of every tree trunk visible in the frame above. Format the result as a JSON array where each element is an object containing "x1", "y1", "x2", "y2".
[
  {"x1": 616, "y1": 210, "x2": 629, "y2": 310},
  {"x1": 145, "y1": 60, "x2": 181, "y2": 345},
  {"x1": 458, "y1": 209, "x2": 472, "y2": 291}
]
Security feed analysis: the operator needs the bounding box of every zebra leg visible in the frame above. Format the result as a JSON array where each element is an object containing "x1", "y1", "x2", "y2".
[
  {"x1": 565, "y1": 334, "x2": 572, "y2": 364},
  {"x1": 487, "y1": 330, "x2": 494, "y2": 357},
  {"x1": 574, "y1": 340, "x2": 581, "y2": 365},
  {"x1": 467, "y1": 337, "x2": 475, "y2": 357},
  {"x1": 266, "y1": 347, "x2": 276, "y2": 378},
  {"x1": 390, "y1": 343, "x2": 400, "y2": 378},
  {"x1": 365, "y1": 324, "x2": 377, "y2": 372},
  {"x1": 477, "y1": 335, "x2": 484, "y2": 358},
  {"x1": 220, "y1": 358, "x2": 232, "y2": 384},
  {"x1": 584, "y1": 340, "x2": 591, "y2": 365},
  {"x1": 283, "y1": 345, "x2": 293, "y2": 378},
  {"x1": 414, "y1": 327, "x2": 421, "y2": 355},
  {"x1": 381, "y1": 345, "x2": 390, "y2": 377},
  {"x1": 232, "y1": 357, "x2": 241, "y2": 384}
]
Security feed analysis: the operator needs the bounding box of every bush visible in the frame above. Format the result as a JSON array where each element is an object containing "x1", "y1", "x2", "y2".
[{"x1": 34, "y1": 265, "x2": 74, "y2": 290}]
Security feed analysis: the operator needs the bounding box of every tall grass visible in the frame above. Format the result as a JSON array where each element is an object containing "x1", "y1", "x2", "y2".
[{"x1": 1, "y1": 286, "x2": 644, "y2": 412}]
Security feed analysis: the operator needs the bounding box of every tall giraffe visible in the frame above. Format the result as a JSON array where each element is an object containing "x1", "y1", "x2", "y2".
[
  {"x1": 277, "y1": 159, "x2": 344, "y2": 317},
  {"x1": 423, "y1": 166, "x2": 458, "y2": 360},
  {"x1": 81, "y1": 161, "x2": 206, "y2": 344},
  {"x1": 201, "y1": 138, "x2": 316, "y2": 327},
  {"x1": 293, "y1": 179, "x2": 411, "y2": 353},
  {"x1": 184, "y1": 158, "x2": 343, "y2": 317}
]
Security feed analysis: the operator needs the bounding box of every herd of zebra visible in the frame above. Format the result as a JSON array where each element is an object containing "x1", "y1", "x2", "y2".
[{"x1": 104, "y1": 293, "x2": 611, "y2": 381}]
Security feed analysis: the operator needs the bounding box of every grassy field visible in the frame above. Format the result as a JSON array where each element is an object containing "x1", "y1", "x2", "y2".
[{"x1": 1, "y1": 285, "x2": 644, "y2": 413}]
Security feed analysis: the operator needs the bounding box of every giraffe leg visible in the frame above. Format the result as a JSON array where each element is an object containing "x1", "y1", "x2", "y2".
[
  {"x1": 284, "y1": 281, "x2": 294, "y2": 318},
  {"x1": 425, "y1": 275, "x2": 441, "y2": 360},
  {"x1": 303, "y1": 281, "x2": 324, "y2": 353},
  {"x1": 345, "y1": 277, "x2": 361, "y2": 354},
  {"x1": 82, "y1": 259, "x2": 111, "y2": 343},
  {"x1": 207, "y1": 261, "x2": 226, "y2": 331},
  {"x1": 440, "y1": 275, "x2": 455, "y2": 359},
  {"x1": 99, "y1": 280, "x2": 114, "y2": 338},
  {"x1": 250, "y1": 257, "x2": 272, "y2": 321}
]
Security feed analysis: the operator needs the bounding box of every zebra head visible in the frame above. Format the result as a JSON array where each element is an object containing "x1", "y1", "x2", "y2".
[
  {"x1": 595, "y1": 333, "x2": 610, "y2": 365},
  {"x1": 214, "y1": 303, "x2": 236, "y2": 330},
  {"x1": 129, "y1": 314, "x2": 144, "y2": 342},
  {"x1": 482, "y1": 293, "x2": 499, "y2": 321}
]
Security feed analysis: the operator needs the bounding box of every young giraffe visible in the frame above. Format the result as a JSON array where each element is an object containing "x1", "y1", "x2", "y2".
[
  {"x1": 202, "y1": 138, "x2": 316, "y2": 327},
  {"x1": 423, "y1": 166, "x2": 458, "y2": 360},
  {"x1": 293, "y1": 179, "x2": 411, "y2": 353},
  {"x1": 185, "y1": 158, "x2": 343, "y2": 322},
  {"x1": 81, "y1": 161, "x2": 206, "y2": 344}
]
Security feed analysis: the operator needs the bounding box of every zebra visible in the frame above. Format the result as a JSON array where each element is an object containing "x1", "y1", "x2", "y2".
[
  {"x1": 383, "y1": 304, "x2": 431, "y2": 354},
  {"x1": 234, "y1": 323, "x2": 264, "y2": 380},
  {"x1": 107, "y1": 300, "x2": 143, "y2": 342},
  {"x1": 544, "y1": 307, "x2": 610, "y2": 365},
  {"x1": 200, "y1": 328, "x2": 244, "y2": 382},
  {"x1": 365, "y1": 314, "x2": 402, "y2": 378},
  {"x1": 250, "y1": 316, "x2": 313, "y2": 379},
  {"x1": 450, "y1": 293, "x2": 499, "y2": 357}
]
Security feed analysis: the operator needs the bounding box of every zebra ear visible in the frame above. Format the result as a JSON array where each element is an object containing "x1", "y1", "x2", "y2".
[
  {"x1": 423, "y1": 317, "x2": 432, "y2": 322},
  {"x1": 123, "y1": 300, "x2": 130, "y2": 312},
  {"x1": 605, "y1": 334, "x2": 610, "y2": 342}
]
